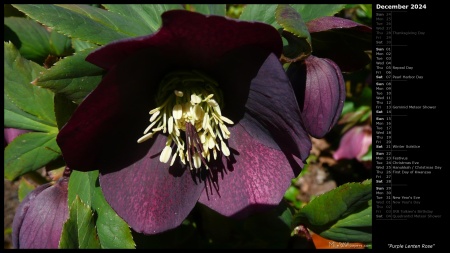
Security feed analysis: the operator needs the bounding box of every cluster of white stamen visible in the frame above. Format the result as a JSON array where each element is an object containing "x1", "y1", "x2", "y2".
[{"x1": 137, "y1": 71, "x2": 233, "y2": 170}]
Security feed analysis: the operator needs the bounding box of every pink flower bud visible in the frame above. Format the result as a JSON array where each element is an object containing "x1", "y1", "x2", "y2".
[{"x1": 333, "y1": 125, "x2": 372, "y2": 161}]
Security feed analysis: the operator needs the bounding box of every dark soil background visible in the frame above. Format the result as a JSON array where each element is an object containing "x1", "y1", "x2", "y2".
[{"x1": 4, "y1": 179, "x2": 19, "y2": 249}]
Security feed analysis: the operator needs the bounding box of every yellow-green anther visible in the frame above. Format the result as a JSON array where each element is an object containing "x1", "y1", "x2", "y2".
[
  {"x1": 168, "y1": 116, "x2": 174, "y2": 134},
  {"x1": 173, "y1": 104, "x2": 183, "y2": 120},
  {"x1": 220, "y1": 116, "x2": 234, "y2": 125},
  {"x1": 191, "y1": 94, "x2": 202, "y2": 104},
  {"x1": 150, "y1": 110, "x2": 160, "y2": 122},
  {"x1": 221, "y1": 140, "x2": 230, "y2": 156},
  {"x1": 160, "y1": 146, "x2": 172, "y2": 163}
]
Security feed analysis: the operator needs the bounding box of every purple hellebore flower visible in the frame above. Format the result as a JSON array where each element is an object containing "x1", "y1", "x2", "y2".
[
  {"x1": 12, "y1": 176, "x2": 69, "y2": 249},
  {"x1": 287, "y1": 16, "x2": 372, "y2": 138},
  {"x1": 56, "y1": 10, "x2": 316, "y2": 235},
  {"x1": 333, "y1": 125, "x2": 372, "y2": 161}
]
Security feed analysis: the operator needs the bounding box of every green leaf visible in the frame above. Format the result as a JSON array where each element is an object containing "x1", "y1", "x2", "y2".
[
  {"x1": 4, "y1": 43, "x2": 61, "y2": 180},
  {"x1": 357, "y1": 4, "x2": 372, "y2": 19},
  {"x1": 59, "y1": 195, "x2": 101, "y2": 249},
  {"x1": 93, "y1": 182, "x2": 135, "y2": 249},
  {"x1": 103, "y1": 4, "x2": 183, "y2": 33},
  {"x1": 67, "y1": 170, "x2": 97, "y2": 207},
  {"x1": 280, "y1": 31, "x2": 312, "y2": 63},
  {"x1": 239, "y1": 4, "x2": 278, "y2": 25},
  {"x1": 240, "y1": 4, "x2": 344, "y2": 28},
  {"x1": 12, "y1": 4, "x2": 144, "y2": 45},
  {"x1": 341, "y1": 101, "x2": 355, "y2": 116},
  {"x1": 276, "y1": 5, "x2": 310, "y2": 42},
  {"x1": 18, "y1": 177, "x2": 37, "y2": 202},
  {"x1": 186, "y1": 4, "x2": 226, "y2": 16},
  {"x1": 71, "y1": 38, "x2": 98, "y2": 52},
  {"x1": 4, "y1": 92, "x2": 55, "y2": 132},
  {"x1": 240, "y1": 4, "x2": 344, "y2": 64},
  {"x1": 359, "y1": 110, "x2": 372, "y2": 123},
  {"x1": 356, "y1": 86, "x2": 372, "y2": 107},
  {"x1": 68, "y1": 171, "x2": 135, "y2": 249},
  {"x1": 49, "y1": 30, "x2": 73, "y2": 56},
  {"x1": 291, "y1": 4, "x2": 346, "y2": 23},
  {"x1": 340, "y1": 105, "x2": 371, "y2": 132},
  {"x1": 320, "y1": 202, "x2": 372, "y2": 243},
  {"x1": 4, "y1": 132, "x2": 61, "y2": 181},
  {"x1": 293, "y1": 179, "x2": 372, "y2": 243},
  {"x1": 4, "y1": 42, "x2": 57, "y2": 126},
  {"x1": 276, "y1": 5, "x2": 312, "y2": 63},
  {"x1": 35, "y1": 47, "x2": 103, "y2": 104},
  {"x1": 284, "y1": 185, "x2": 302, "y2": 210},
  {"x1": 4, "y1": 17, "x2": 51, "y2": 63}
]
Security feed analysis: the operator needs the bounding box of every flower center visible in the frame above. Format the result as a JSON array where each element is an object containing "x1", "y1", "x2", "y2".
[{"x1": 137, "y1": 70, "x2": 234, "y2": 170}]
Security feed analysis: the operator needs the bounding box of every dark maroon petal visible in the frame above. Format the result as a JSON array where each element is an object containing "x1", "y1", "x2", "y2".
[
  {"x1": 241, "y1": 52, "x2": 312, "y2": 165},
  {"x1": 198, "y1": 123, "x2": 296, "y2": 218},
  {"x1": 86, "y1": 10, "x2": 282, "y2": 71},
  {"x1": 210, "y1": 46, "x2": 277, "y2": 123},
  {"x1": 98, "y1": 134, "x2": 204, "y2": 235},
  {"x1": 306, "y1": 16, "x2": 372, "y2": 72},
  {"x1": 287, "y1": 56, "x2": 345, "y2": 138},
  {"x1": 12, "y1": 178, "x2": 69, "y2": 249},
  {"x1": 4, "y1": 128, "x2": 30, "y2": 145},
  {"x1": 57, "y1": 52, "x2": 166, "y2": 171}
]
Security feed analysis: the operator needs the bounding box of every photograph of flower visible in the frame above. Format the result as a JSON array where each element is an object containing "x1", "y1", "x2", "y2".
[{"x1": 4, "y1": 4, "x2": 372, "y2": 249}]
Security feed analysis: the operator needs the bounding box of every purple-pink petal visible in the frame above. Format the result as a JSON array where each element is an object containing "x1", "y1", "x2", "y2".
[
  {"x1": 287, "y1": 56, "x2": 345, "y2": 138},
  {"x1": 306, "y1": 16, "x2": 372, "y2": 72},
  {"x1": 333, "y1": 125, "x2": 372, "y2": 161},
  {"x1": 198, "y1": 53, "x2": 311, "y2": 218},
  {"x1": 86, "y1": 10, "x2": 282, "y2": 71},
  {"x1": 99, "y1": 134, "x2": 205, "y2": 235},
  {"x1": 12, "y1": 178, "x2": 69, "y2": 249},
  {"x1": 12, "y1": 183, "x2": 50, "y2": 249},
  {"x1": 198, "y1": 123, "x2": 296, "y2": 218}
]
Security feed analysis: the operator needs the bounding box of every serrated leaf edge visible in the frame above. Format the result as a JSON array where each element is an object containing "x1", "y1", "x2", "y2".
[{"x1": 59, "y1": 195, "x2": 100, "y2": 249}]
